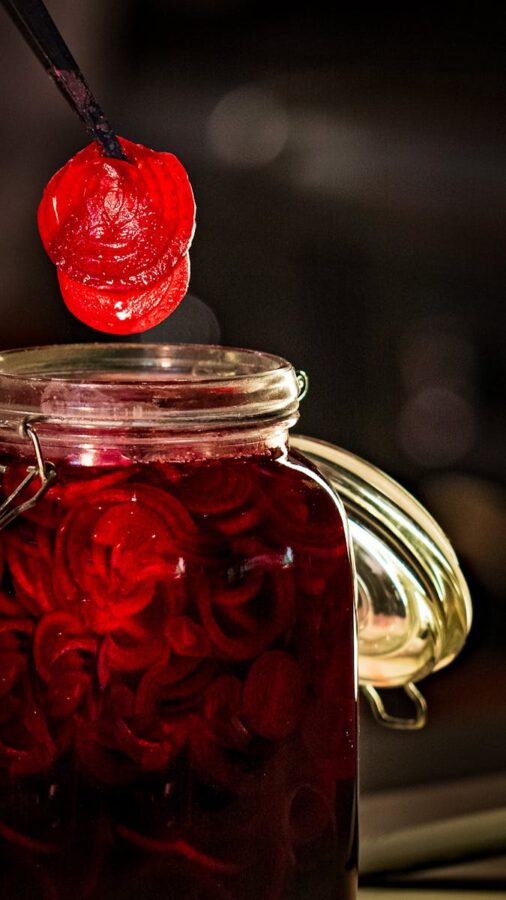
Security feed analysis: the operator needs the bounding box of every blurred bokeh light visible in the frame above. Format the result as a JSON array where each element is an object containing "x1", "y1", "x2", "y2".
[
  {"x1": 207, "y1": 84, "x2": 288, "y2": 167},
  {"x1": 398, "y1": 385, "x2": 476, "y2": 467}
]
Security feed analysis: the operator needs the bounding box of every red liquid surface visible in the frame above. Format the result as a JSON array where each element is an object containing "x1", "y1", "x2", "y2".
[{"x1": 0, "y1": 449, "x2": 357, "y2": 899}]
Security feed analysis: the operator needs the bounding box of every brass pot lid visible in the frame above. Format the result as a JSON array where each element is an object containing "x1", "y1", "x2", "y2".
[{"x1": 291, "y1": 435, "x2": 472, "y2": 727}]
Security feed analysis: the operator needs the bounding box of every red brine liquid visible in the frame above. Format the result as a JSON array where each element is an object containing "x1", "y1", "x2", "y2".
[{"x1": 0, "y1": 448, "x2": 357, "y2": 899}]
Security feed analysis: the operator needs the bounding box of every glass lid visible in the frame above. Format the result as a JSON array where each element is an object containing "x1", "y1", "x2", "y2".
[{"x1": 291, "y1": 435, "x2": 472, "y2": 729}]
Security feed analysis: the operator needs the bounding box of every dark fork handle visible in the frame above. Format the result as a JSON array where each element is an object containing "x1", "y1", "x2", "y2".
[{"x1": 1, "y1": 0, "x2": 127, "y2": 160}]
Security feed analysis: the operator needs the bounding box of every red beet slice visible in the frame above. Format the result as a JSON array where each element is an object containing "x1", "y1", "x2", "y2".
[
  {"x1": 242, "y1": 651, "x2": 305, "y2": 740},
  {"x1": 6, "y1": 543, "x2": 56, "y2": 614},
  {"x1": 46, "y1": 669, "x2": 92, "y2": 719},
  {"x1": 0, "y1": 819, "x2": 61, "y2": 855},
  {"x1": 165, "y1": 616, "x2": 211, "y2": 657},
  {"x1": 213, "y1": 503, "x2": 264, "y2": 537},
  {"x1": 286, "y1": 783, "x2": 336, "y2": 870},
  {"x1": 33, "y1": 611, "x2": 93, "y2": 682},
  {"x1": 114, "y1": 719, "x2": 175, "y2": 772},
  {"x1": 135, "y1": 658, "x2": 215, "y2": 718},
  {"x1": 196, "y1": 571, "x2": 295, "y2": 661},
  {"x1": 213, "y1": 569, "x2": 264, "y2": 608},
  {"x1": 0, "y1": 589, "x2": 25, "y2": 618},
  {"x1": 86, "y1": 483, "x2": 197, "y2": 547},
  {"x1": 58, "y1": 253, "x2": 190, "y2": 335},
  {"x1": 177, "y1": 464, "x2": 254, "y2": 516},
  {"x1": 286, "y1": 784, "x2": 335, "y2": 847},
  {"x1": 0, "y1": 696, "x2": 56, "y2": 776},
  {"x1": 38, "y1": 137, "x2": 195, "y2": 290},
  {"x1": 75, "y1": 722, "x2": 136, "y2": 786},
  {"x1": 0, "y1": 652, "x2": 26, "y2": 697},
  {"x1": 102, "y1": 631, "x2": 167, "y2": 675},
  {"x1": 0, "y1": 617, "x2": 33, "y2": 638},
  {"x1": 60, "y1": 468, "x2": 134, "y2": 505},
  {"x1": 53, "y1": 484, "x2": 194, "y2": 626},
  {"x1": 202, "y1": 675, "x2": 249, "y2": 749},
  {"x1": 0, "y1": 619, "x2": 33, "y2": 697},
  {"x1": 189, "y1": 716, "x2": 245, "y2": 790},
  {"x1": 116, "y1": 825, "x2": 239, "y2": 874}
]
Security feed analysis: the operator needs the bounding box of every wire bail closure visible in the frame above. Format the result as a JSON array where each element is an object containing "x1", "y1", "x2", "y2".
[
  {"x1": 0, "y1": 419, "x2": 57, "y2": 532},
  {"x1": 296, "y1": 370, "x2": 309, "y2": 401},
  {"x1": 361, "y1": 683, "x2": 428, "y2": 731}
]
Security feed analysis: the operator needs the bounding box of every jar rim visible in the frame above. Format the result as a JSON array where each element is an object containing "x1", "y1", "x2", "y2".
[{"x1": 0, "y1": 343, "x2": 301, "y2": 430}]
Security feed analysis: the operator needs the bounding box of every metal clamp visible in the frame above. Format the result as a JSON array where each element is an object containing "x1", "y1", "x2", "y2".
[
  {"x1": 296, "y1": 370, "x2": 309, "y2": 401},
  {"x1": 0, "y1": 420, "x2": 57, "y2": 532},
  {"x1": 361, "y1": 682, "x2": 428, "y2": 731}
]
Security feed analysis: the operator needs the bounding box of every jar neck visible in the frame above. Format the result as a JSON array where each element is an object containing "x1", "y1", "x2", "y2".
[
  {"x1": 0, "y1": 344, "x2": 301, "y2": 467},
  {"x1": 0, "y1": 416, "x2": 295, "y2": 467}
]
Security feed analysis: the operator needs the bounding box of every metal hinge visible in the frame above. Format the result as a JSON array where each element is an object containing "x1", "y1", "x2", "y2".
[{"x1": 0, "y1": 419, "x2": 57, "y2": 531}]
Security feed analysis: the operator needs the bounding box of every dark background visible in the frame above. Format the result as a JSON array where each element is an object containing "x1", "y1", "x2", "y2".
[{"x1": 0, "y1": 0, "x2": 505, "y2": 816}]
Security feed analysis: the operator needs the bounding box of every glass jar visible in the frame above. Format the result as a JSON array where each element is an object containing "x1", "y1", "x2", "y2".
[
  {"x1": 0, "y1": 345, "x2": 357, "y2": 900},
  {"x1": 0, "y1": 344, "x2": 472, "y2": 900}
]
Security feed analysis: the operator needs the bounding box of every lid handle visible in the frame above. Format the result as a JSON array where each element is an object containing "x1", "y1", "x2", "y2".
[{"x1": 361, "y1": 683, "x2": 428, "y2": 731}]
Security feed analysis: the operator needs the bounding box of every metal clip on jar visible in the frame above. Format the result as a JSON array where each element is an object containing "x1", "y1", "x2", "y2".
[{"x1": 0, "y1": 344, "x2": 471, "y2": 900}]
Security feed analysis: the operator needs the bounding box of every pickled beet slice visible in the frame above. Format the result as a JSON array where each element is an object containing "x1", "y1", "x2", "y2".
[
  {"x1": 287, "y1": 784, "x2": 334, "y2": 844},
  {"x1": 213, "y1": 569, "x2": 264, "y2": 608},
  {"x1": 46, "y1": 669, "x2": 92, "y2": 719},
  {"x1": 165, "y1": 616, "x2": 211, "y2": 658},
  {"x1": 93, "y1": 502, "x2": 172, "y2": 549},
  {"x1": 114, "y1": 718, "x2": 177, "y2": 772},
  {"x1": 202, "y1": 675, "x2": 249, "y2": 750},
  {"x1": 197, "y1": 572, "x2": 295, "y2": 661},
  {"x1": 189, "y1": 717, "x2": 245, "y2": 790},
  {"x1": 38, "y1": 137, "x2": 195, "y2": 290},
  {"x1": 52, "y1": 485, "x2": 194, "y2": 625},
  {"x1": 0, "y1": 652, "x2": 26, "y2": 698},
  {"x1": 4, "y1": 522, "x2": 54, "y2": 565},
  {"x1": 84, "y1": 482, "x2": 197, "y2": 547},
  {"x1": 0, "y1": 618, "x2": 33, "y2": 696},
  {"x1": 95, "y1": 687, "x2": 178, "y2": 771},
  {"x1": 101, "y1": 631, "x2": 167, "y2": 675},
  {"x1": 75, "y1": 722, "x2": 137, "y2": 786},
  {"x1": 6, "y1": 543, "x2": 56, "y2": 615},
  {"x1": 116, "y1": 826, "x2": 239, "y2": 875},
  {"x1": 213, "y1": 503, "x2": 264, "y2": 537},
  {"x1": 177, "y1": 464, "x2": 254, "y2": 516},
  {"x1": 242, "y1": 651, "x2": 305, "y2": 740},
  {"x1": 0, "y1": 617, "x2": 33, "y2": 639},
  {"x1": 0, "y1": 590, "x2": 19, "y2": 619},
  {"x1": 263, "y1": 464, "x2": 349, "y2": 560},
  {"x1": 135, "y1": 658, "x2": 215, "y2": 717},
  {"x1": 0, "y1": 699, "x2": 56, "y2": 776},
  {"x1": 60, "y1": 468, "x2": 134, "y2": 504},
  {"x1": 286, "y1": 784, "x2": 336, "y2": 871},
  {"x1": 0, "y1": 819, "x2": 61, "y2": 855},
  {"x1": 0, "y1": 590, "x2": 33, "y2": 616},
  {"x1": 76, "y1": 684, "x2": 188, "y2": 781},
  {"x1": 0, "y1": 693, "x2": 22, "y2": 729},
  {"x1": 33, "y1": 611, "x2": 95, "y2": 682},
  {"x1": 58, "y1": 253, "x2": 190, "y2": 335}
]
